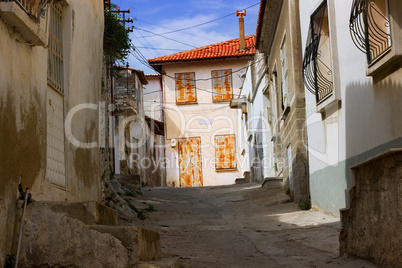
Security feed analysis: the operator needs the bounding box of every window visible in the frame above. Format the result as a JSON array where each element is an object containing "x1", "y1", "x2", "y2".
[
  {"x1": 302, "y1": 0, "x2": 333, "y2": 104},
  {"x1": 350, "y1": 0, "x2": 391, "y2": 64},
  {"x1": 212, "y1": 69, "x2": 233, "y2": 101},
  {"x1": 215, "y1": 134, "x2": 236, "y2": 170},
  {"x1": 175, "y1": 72, "x2": 196, "y2": 104},
  {"x1": 280, "y1": 37, "x2": 290, "y2": 109},
  {"x1": 47, "y1": 3, "x2": 64, "y2": 94}
]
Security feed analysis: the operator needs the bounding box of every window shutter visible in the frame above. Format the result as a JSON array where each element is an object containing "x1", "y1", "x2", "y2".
[
  {"x1": 212, "y1": 70, "x2": 233, "y2": 101},
  {"x1": 175, "y1": 72, "x2": 196, "y2": 103}
]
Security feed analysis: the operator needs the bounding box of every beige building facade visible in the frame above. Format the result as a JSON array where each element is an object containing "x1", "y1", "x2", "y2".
[
  {"x1": 254, "y1": 0, "x2": 309, "y2": 202},
  {"x1": 0, "y1": 0, "x2": 104, "y2": 265}
]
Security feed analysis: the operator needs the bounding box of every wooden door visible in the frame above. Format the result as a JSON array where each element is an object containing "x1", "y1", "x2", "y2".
[{"x1": 178, "y1": 137, "x2": 202, "y2": 187}]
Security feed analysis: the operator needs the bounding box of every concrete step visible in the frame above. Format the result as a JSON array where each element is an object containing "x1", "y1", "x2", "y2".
[
  {"x1": 262, "y1": 177, "x2": 283, "y2": 189},
  {"x1": 136, "y1": 258, "x2": 180, "y2": 268},
  {"x1": 89, "y1": 225, "x2": 162, "y2": 264},
  {"x1": 235, "y1": 178, "x2": 247, "y2": 184},
  {"x1": 115, "y1": 174, "x2": 142, "y2": 190},
  {"x1": 243, "y1": 171, "x2": 250, "y2": 182},
  {"x1": 20, "y1": 202, "x2": 128, "y2": 267},
  {"x1": 41, "y1": 201, "x2": 118, "y2": 226}
]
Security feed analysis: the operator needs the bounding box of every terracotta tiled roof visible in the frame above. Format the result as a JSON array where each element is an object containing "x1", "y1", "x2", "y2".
[{"x1": 148, "y1": 35, "x2": 256, "y2": 65}]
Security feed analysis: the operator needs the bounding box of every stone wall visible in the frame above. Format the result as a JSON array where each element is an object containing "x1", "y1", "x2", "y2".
[{"x1": 340, "y1": 149, "x2": 402, "y2": 267}]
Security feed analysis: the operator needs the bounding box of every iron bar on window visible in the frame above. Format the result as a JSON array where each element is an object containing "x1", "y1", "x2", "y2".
[
  {"x1": 302, "y1": 0, "x2": 333, "y2": 103},
  {"x1": 350, "y1": 0, "x2": 391, "y2": 63},
  {"x1": 47, "y1": 3, "x2": 64, "y2": 94}
]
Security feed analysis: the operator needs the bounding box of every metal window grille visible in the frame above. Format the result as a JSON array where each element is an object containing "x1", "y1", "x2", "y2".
[
  {"x1": 47, "y1": 3, "x2": 64, "y2": 95},
  {"x1": 211, "y1": 69, "x2": 233, "y2": 101},
  {"x1": 302, "y1": 0, "x2": 333, "y2": 103},
  {"x1": 175, "y1": 72, "x2": 196, "y2": 104},
  {"x1": 350, "y1": 0, "x2": 391, "y2": 64},
  {"x1": 3, "y1": 0, "x2": 42, "y2": 20}
]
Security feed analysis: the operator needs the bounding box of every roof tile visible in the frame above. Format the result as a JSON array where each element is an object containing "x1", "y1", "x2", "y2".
[{"x1": 148, "y1": 35, "x2": 256, "y2": 64}]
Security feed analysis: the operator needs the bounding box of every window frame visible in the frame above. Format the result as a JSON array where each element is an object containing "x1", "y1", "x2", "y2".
[
  {"x1": 211, "y1": 69, "x2": 233, "y2": 102},
  {"x1": 175, "y1": 72, "x2": 197, "y2": 105},
  {"x1": 215, "y1": 134, "x2": 237, "y2": 171}
]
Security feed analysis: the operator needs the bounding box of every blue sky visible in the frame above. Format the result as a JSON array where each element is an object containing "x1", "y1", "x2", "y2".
[{"x1": 115, "y1": 0, "x2": 260, "y2": 74}]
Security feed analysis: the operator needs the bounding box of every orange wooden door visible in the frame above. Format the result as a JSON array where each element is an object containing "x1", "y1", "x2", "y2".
[{"x1": 178, "y1": 137, "x2": 203, "y2": 187}]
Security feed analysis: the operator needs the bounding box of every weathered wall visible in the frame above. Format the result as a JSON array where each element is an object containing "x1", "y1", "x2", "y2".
[
  {"x1": 162, "y1": 59, "x2": 249, "y2": 187},
  {"x1": 259, "y1": 0, "x2": 308, "y2": 201},
  {"x1": 63, "y1": 0, "x2": 103, "y2": 202},
  {"x1": 0, "y1": 0, "x2": 104, "y2": 264},
  {"x1": 340, "y1": 150, "x2": 402, "y2": 267},
  {"x1": 0, "y1": 15, "x2": 47, "y2": 265},
  {"x1": 300, "y1": 0, "x2": 402, "y2": 215}
]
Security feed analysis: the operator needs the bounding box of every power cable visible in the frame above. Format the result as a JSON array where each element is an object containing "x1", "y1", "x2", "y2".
[{"x1": 136, "y1": 2, "x2": 260, "y2": 38}]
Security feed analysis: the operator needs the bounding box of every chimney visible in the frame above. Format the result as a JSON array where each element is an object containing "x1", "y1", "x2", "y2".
[{"x1": 236, "y1": 10, "x2": 246, "y2": 51}]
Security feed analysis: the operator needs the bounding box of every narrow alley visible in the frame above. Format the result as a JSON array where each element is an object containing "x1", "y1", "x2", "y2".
[{"x1": 131, "y1": 183, "x2": 378, "y2": 268}]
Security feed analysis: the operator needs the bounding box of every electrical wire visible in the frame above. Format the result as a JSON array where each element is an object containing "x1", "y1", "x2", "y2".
[
  {"x1": 135, "y1": 27, "x2": 198, "y2": 48},
  {"x1": 136, "y1": 2, "x2": 260, "y2": 38}
]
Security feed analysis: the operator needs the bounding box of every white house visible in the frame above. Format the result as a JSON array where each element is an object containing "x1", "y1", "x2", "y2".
[{"x1": 149, "y1": 36, "x2": 256, "y2": 187}]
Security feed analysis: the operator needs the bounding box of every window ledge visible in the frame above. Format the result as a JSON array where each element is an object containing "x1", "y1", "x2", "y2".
[
  {"x1": 176, "y1": 101, "x2": 198, "y2": 105},
  {"x1": 0, "y1": 2, "x2": 46, "y2": 46},
  {"x1": 366, "y1": 48, "x2": 402, "y2": 79},
  {"x1": 216, "y1": 168, "x2": 238, "y2": 172},
  {"x1": 316, "y1": 93, "x2": 340, "y2": 113}
]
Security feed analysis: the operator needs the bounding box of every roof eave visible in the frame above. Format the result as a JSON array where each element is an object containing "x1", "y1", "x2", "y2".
[
  {"x1": 256, "y1": 0, "x2": 284, "y2": 53},
  {"x1": 148, "y1": 54, "x2": 255, "y2": 66}
]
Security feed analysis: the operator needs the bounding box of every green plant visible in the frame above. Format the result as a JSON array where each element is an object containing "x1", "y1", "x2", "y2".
[
  {"x1": 124, "y1": 199, "x2": 148, "y2": 220},
  {"x1": 285, "y1": 188, "x2": 290, "y2": 195},
  {"x1": 103, "y1": 9, "x2": 131, "y2": 62},
  {"x1": 144, "y1": 204, "x2": 155, "y2": 212},
  {"x1": 135, "y1": 190, "x2": 143, "y2": 195},
  {"x1": 125, "y1": 190, "x2": 136, "y2": 197},
  {"x1": 298, "y1": 199, "x2": 311, "y2": 210},
  {"x1": 4, "y1": 254, "x2": 15, "y2": 268}
]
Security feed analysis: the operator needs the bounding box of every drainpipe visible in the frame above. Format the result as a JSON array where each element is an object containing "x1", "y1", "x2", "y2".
[
  {"x1": 15, "y1": 187, "x2": 29, "y2": 268},
  {"x1": 110, "y1": 64, "x2": 116, "y2": 173},
  {"x1": 236, "y1": 10, "x2": 246, "y2": 51}
]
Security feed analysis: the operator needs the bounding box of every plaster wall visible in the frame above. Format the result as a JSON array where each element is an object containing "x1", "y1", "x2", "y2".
[
  {"x1": 239, "y1": 62, "x2": 275, "y2": 182},
  {"x1": 300, "y1": 0, "x2": 402, "y2": 215},
  {"x1": 143, "y1": 76, "x2": 163, "y2": 122},
  {"x1": 162, "y1": 59, "x2": 250, "y2": 187},
  {"x1": 0, "y1": 0, "x2": 103, "y2": 264}
]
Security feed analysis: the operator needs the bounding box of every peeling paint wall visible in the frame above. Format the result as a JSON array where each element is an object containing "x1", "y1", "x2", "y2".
[{"x1": 0, "y1": 0, "x2": 104, "y2": 264}]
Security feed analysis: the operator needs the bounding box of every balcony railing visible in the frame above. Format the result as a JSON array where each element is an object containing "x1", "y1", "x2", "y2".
[{"x1": 2, "y1": 0, "x2": 43, "y2": 20}]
